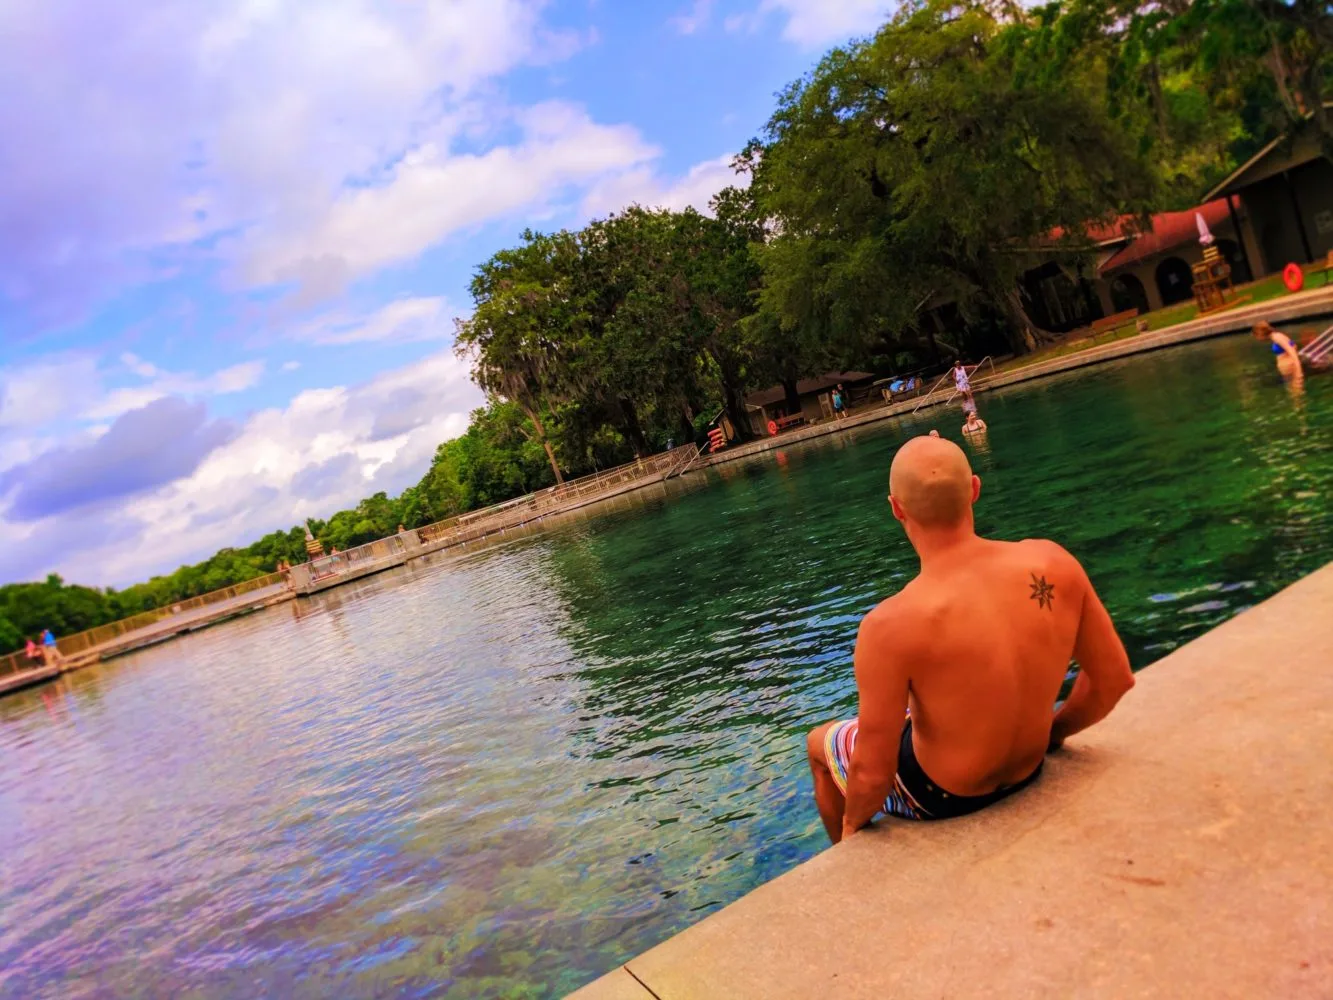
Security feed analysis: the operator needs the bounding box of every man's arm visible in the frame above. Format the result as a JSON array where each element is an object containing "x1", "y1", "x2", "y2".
[
  {"x1": 840, "y1": 609, "x2": 911, "y2": 841},
  {"x1": 1050, "y1": 559, "x2": 1134, "y2": 749},
  {"x1": 1279, "y1": 333, "x2": 1304, "y2": 371}
]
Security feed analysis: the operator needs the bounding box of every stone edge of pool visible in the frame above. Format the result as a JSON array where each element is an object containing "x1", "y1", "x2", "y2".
[
  {"x1": 568, "y1": 560, "x2": 1333, "y2": 999},
  {"x1": 700, "y1": 285, "x2": 1333, "y2": 468}
]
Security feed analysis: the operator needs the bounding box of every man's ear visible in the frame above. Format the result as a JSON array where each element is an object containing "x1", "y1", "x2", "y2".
[
  {"x1": 889, "y1": 495, "x2": 907, "y2": 523},
  {"x1": 971, "y1": 475, "x2": 982, "y2": 503}
]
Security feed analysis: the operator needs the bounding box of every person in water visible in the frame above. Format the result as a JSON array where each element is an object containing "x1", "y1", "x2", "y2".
[
  {"x1": 806, "y1": 436, "x2": 1134, "y2": 842},
  {"x1": 962, "y1": 410, "x2": 987, "y2": 435},
  {"x1": 1253, "y1": 320, "x2": 1303, "y2": 379}
]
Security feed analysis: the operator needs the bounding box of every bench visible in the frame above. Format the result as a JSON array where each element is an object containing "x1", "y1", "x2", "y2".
[
  {"x1": 875, "y1": 376, "x2": 924, "y2": 403},
  {"x1": 1089, "y1": 308, "x2": 1140, "y2": 342}
]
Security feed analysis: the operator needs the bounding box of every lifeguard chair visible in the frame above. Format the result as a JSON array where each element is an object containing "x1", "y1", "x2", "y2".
[{"x1": 1191, "y1": 212, "x2": 1235, "y2": 314}]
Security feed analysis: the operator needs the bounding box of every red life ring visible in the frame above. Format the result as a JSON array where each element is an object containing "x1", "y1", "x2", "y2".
[
  {"x1": 1283, "y1": 262, "x2": 1304, "y2": 293},
  {"x1": 767, "y1": 419, "x2": 779, "y2": 436}
]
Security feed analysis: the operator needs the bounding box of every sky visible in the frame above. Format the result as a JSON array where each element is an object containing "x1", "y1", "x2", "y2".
[{"x1": 0, "y1": 0, "x2": 893, "y2": 588}]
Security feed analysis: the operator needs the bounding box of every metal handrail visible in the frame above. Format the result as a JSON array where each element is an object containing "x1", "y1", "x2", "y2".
[
  {"x1": 663, "y1": 442, "x2": 704, "y2": 478},
  {"x1": 910, "y1": 356, "x2": 995, "y2": 414},
  {"x1": 415, "y1": 444, "x2": 698, "y2": 549},
  {"x1": 1300, "y1": 324, "x2": 1333, "y2": 364},
  {"x1": 910, "y1": 370, "x2": 955, "y2": 413}
]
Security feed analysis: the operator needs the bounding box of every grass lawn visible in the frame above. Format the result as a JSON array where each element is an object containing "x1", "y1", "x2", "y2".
[{"x1": 998, "y1": 270, "x2": 1331, "y2": 374}]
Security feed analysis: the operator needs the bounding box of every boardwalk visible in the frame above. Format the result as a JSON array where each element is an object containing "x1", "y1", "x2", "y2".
[{"x1": 0, "y1": 583, "x2": 293, "y2": 697}]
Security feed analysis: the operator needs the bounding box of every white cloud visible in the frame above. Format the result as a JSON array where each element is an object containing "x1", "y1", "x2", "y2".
[
  {"x1": 281, "y1": 360, "x2": 302, "y2": 372},
  {"x1": 288, "y1": 297, "x2": 453, "y2": 346},
  {"x1": 0, "y1": 354, "x2": 101, "y2": 429},
  {"x1": 727, "y1": 0, "x2": 891, "y2": 46},
  {"x1": 0, "y1": 0, "x2": 589, "y2": 326},
  {"x1": 120, "y1": 353, "x2": 162, "y2": 379},
  {"x1": 580, "y1": 154, "x2": 746, "y2": 220},
  {"x1": 670, "y1": 0, "x2": 715, "y2": 34},
  {"x1": 83, "y1": 360, "x2": 265, "y2": 421},
  {"x1": 0, "y1": 352, "x2": 264, "y2": 430},
  {"x1": 1, "y1": 348, "x2": 484, "y2": 586},
  {"x1": 244, "y1": 102, "x2": 658, "y2": 290}
]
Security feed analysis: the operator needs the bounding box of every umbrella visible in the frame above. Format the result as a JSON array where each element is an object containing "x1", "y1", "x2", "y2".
[{"x1": 1196, "y1": 211, "x2": 1214, "y2": 246}]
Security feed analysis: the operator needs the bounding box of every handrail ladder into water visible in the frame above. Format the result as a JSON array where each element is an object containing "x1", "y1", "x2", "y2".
[
  {"x1": 910, "y1": 355, "x2": 995, "y2": 414},
  {"x1": 1299, "y1": 323, "x2": 1333, "y2": 368},
  {"x1": 663, "y1": 443, "x2": 704, "y2": 479}
]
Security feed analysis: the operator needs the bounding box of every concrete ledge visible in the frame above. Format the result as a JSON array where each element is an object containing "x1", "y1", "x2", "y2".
[
  {"x1": 572, "y1": 562, "x2": 1333, "y2": 999},
  {"x1": 699, "y1": 286, "x2": 1333, "y2": 468}
]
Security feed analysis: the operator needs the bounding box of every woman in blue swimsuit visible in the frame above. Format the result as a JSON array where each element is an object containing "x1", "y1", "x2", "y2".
[{"x1": 1254, "y1": 321, "x2": 1303, "y2": 379}]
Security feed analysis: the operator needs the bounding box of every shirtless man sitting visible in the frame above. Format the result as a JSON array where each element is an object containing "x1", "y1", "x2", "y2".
[{"x1": 807, "y1": 435, "x2": 1134, "y2": 843}]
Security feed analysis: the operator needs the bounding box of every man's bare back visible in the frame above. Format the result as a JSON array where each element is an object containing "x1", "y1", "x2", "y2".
[{"x1": 807, "y1": 436, "x2": 1134, "y2": 843}]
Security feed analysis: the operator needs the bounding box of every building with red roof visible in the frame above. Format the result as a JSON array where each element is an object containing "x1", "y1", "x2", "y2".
[
  {"x1": 1010, "y1": 107, "x2": 1333, "y2": 337},
  {"x1": 1007, "y1": 199, "x2": 1251, "y2": 336}
]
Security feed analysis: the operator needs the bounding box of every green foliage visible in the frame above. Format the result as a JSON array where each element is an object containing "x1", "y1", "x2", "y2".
[
  {"x1": 749, "y1": 0, "x2": 1165, "y2": 354},
  {"x1": 418, "y1": 402, "x2": 558, "y2": 515},
  {"x1": 457, "y1": 206, "x2": 763, "y2": 456}
]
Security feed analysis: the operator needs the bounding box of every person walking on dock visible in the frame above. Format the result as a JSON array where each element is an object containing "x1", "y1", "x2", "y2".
[
  {"x1": 40, "y1": 629, "x2": 63, "y2": 667},
  {"x1": 806, "y1": 435, "x2": 1134, "y2": 842}
]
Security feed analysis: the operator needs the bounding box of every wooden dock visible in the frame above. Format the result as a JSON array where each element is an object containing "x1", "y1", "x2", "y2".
[{"x1": 0, "y1": 584, "x2": 293, "y2": 697}]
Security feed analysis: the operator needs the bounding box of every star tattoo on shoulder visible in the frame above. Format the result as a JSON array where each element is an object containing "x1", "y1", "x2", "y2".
[{"x1": 1029, "y1": 573, "x2": 1055, "y2": 610}]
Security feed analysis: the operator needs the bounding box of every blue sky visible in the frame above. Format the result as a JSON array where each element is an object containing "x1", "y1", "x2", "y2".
[{"x1": 0, "y1": 0, "x2": 892, "y2": 586}]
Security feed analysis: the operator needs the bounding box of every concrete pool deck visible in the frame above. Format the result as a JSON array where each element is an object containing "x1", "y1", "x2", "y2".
[{"x1": 570, "y1": 561, "x2": 1333, "y2": 999}]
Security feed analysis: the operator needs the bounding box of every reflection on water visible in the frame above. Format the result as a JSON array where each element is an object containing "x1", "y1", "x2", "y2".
[{"x1": 1, "y1": 335, "x2": 1332, "y2": 999}]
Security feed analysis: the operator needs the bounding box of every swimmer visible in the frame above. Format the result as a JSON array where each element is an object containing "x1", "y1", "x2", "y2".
[
  {"x1": 806, "y1": 436, "x2": 1133, "y2": 842},
  {"x1": 928, "y1": 429, "x2": 940, "y2": 438},
  {"x1": 1253, "y1": 321, "x2": 1303, "y2": 379},
  {"x1": 962, "y1": 411, "x2": 987, "y2": 435}
]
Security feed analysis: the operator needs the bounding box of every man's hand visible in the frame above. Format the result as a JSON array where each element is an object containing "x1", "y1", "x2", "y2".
[{"x1": 840, "y1": 818, "x2": 867, "y2": 842}]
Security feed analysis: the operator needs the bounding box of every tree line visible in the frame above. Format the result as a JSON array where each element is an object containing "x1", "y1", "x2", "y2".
[{"x1": 4, "y1": 0, "x2": 1327, "y2": 652}]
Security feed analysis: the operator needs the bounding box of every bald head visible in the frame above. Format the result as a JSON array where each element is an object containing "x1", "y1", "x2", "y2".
[{"x1": 889, "y1": 435, "x2": 977, "y2": 528}]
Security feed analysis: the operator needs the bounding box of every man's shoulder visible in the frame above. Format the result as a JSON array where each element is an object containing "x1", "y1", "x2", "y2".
[
  {"x1": 860, "y1": 584, "x2": 934, "y2": 642},
  {"x1": 1009, "y1": 536, "x2": 1075, "y2": 563},
  {"x1": 1004, "y1": 538, "x2": 1090, "y2": 594}
]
